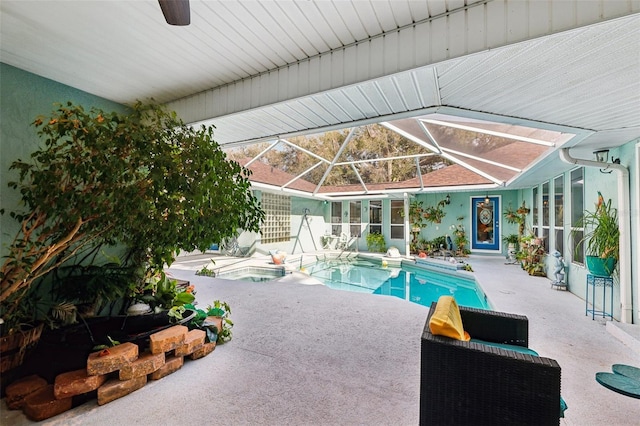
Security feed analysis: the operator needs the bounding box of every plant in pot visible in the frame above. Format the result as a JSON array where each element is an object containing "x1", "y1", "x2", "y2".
[
  {"x1": 573, "y1": 192, "x2": 619, "y2": 277},
  {"x1": 502, "y1": 234, "x2": 520, "y2": 250},
  {"x1": 423, "y1": 200, "x2": 447, "y2": 224},
  {"x1": 401, "y1": 199, "x2": 427, "y2": 251},
  {"x1": 182, "y1": 300, "x2": 234, "y2": 344},
  {"x1": 136, "y1": 271, "x2": 196, "y2": 315},
  {"x1": 450, "y1": 216, "x2": 469, "y2": 256},
  {"x1": 502, "y1": 233, "x2": 520, "y2": 262},
  {"x1": 0, "y1": 101, "x2": 264, "y2": 372},
  {"x1": 365, "y1": 232, "x2": 386, "y2": 253},
  {"x1": 504, "y1": 202, "x2": 529, "y2": 236},
  {"x1": 415, "y1": 238, "x2": 431, "y2": 258}
]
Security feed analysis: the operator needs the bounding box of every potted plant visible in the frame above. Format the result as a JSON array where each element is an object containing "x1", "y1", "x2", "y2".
[
  {"x1": 183, "y1": 300, "x2": 234, "y2": 344},
  {"x1": 504, "y1": 202, "x2": 529, "y2": 236},
  {"x1": 423, "y1": 199, "x2": 447, "y2": 224},
  {"x1": 415, "y1": 238, "x2": 431, "y2": 257},
  {"x1": 450, "y1": 216, "x2": 468, "y2": 256},
  {"x1": 136, "y1": 271, "x2": 196, "y2": 314},
  {"x1": 401, "y1": 199, "x2": 427, "y2": 251},
  {"x1": 514, "y1": 229, "x2": 544, "y2": 276},
  {"x1": 504, "y1": 205, "x2": 520, "y2": 224},
  {"x1": 366, "y1": 232, "x2": 386, "y2": 253},
  {"x1": 401, "y1": 200, "x2": 427, "y2": 230},
  {"x1": 502, "y1": 234, "x2": 520, "y2": 249},
  {"x1": 574, "y1": 192, "x2": 619, "y2": 277},
  {"x1": 0, "y1": 101, "x2": 264, "y2": 368}
]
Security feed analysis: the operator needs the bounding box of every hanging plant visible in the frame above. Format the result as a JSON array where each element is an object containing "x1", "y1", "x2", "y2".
[
  {"x1": 516, "y1": 201, "x2": 531, "y2": 216},
  {"x1": 401, "y1": 200, "x2": 427, "y2": 230},
  {"x1": 504, "y1": 201, "x2": 529, "y2": 236},
  {"x1": 504, "y1": 205, "x2": 523, "y2": 225},
  {"x1": 423, "y1": 200, "x2": 447, "y2": 224}
]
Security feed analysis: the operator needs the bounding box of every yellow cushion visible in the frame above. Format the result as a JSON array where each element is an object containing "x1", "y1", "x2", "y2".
[{"x1": 428, "y1": 296, "x2": 470, "y2": 341}]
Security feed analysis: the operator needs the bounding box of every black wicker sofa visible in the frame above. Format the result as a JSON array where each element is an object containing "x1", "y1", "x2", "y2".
[{"x1": 420, "y1": 302, "x2": 562, "y2": 426}]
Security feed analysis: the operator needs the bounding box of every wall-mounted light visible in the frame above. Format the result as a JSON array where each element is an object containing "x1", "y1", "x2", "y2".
[
  {"x1": 594, "y1": 149, "x2": 621, "y2": 173},
  {"x1": 444, "y1": 194, "x2": 451, "y2": 205},
  {"x1": 484, "y1": 194, "x2": 490, "y2": 205},
  {"x1": 593, "y1": 149, "x2": 609, "y2": 162}
]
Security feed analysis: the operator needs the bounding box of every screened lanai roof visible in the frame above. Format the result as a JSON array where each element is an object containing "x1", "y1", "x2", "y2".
[{"x1": 225, "y1": 113, "x2": 574, "y2": 200}]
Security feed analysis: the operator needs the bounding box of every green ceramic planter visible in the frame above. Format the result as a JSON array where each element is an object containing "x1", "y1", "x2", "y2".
[{"x1": 586, "y1": 256, "x2": 617, "y2": 277}]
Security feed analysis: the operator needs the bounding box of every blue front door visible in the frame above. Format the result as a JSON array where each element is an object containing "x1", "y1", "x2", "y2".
[{"x1": 471, "y1": 196, "x2": 500, "y2": 251}]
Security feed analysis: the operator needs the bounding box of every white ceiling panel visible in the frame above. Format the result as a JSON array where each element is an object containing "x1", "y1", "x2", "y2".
[
  {"x1": 358, "y1": 81, "x2": 395, "y2": 116},
  {"x1": 1, "y1": 0, "x2": 639, "y2": 182},
  {"x1": 340, "y1": 86, "x2": 382, "y2": 118},
  {"x1": 322, "y1": 91, "x2": 364, "y2": 122},
  {"x1": 307, "y1": 93, "x2": 353, "y2": 124},
  {"x1": 373, "y1": 79, "x2": 408, "y2": 112},
  {"x1": 293, "y1": 98, "x2": 337, "y2": 126},
  {"x1": 398, "y1": 71, "x2": 437, "y2": 111}
]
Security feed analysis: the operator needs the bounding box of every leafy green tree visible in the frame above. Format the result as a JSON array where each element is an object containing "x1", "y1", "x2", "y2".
[{"x1": 1, "y1": 101, "x2": 264, "y2": 325}]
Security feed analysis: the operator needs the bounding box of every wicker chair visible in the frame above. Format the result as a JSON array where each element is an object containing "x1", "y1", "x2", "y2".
[{"x1": 420, "y1": 303, "x2": 562, "y2": 426}]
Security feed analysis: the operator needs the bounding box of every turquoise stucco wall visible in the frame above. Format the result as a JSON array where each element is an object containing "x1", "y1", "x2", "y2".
[
  {"x1": 0, "y1": 63, "x2": 126, "y2": 257},
  {"x1": 561, "y1": 141, "x2": 639, "y2": 322},
  {"x1": 320, "y1": 190, "x2": 522, "y2": 255},
  {"x1": 524, "y1": 141, "x2": 639, "y2": 323}
]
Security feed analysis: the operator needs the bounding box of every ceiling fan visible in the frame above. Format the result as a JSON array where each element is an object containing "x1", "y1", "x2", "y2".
[{"x1": 158, "y1": 0, "x2": 190, "y2": 26}]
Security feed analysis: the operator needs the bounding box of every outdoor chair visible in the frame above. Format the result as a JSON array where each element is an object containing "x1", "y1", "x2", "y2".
[{"x1": 420, "y1": 302, "x2": 563, "y2": 426}]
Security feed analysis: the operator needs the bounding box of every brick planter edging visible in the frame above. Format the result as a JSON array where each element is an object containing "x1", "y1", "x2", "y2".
[{"x1": 5, "y1": 325, "x2": 216, "y2": 421}]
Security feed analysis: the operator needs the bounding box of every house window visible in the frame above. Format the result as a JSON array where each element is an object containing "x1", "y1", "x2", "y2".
[
  {"x1": 554, "y1": 175, "x2": 564, "y2": 255},
  {"x1": 570, "y1": 168, "x2": 584, "y2": 264},
  {"x1": 350, "y1": 201, "x2": 362, "y2": 237},
  {"x1": 261, "y1": 192, "x2": 291, "y2": 244},
  {"x1": 542, "y1": 181, "x2": 550, "y2": 253},
  {"x1": 369, "y1": 200, "x2": 382, "y2": 235},
  {"x1": 390, "y1": 200, "x2": 404, "y2": 239},
  {"x1": 331, "y1": 202, "x2": 342, "y2": 235}
]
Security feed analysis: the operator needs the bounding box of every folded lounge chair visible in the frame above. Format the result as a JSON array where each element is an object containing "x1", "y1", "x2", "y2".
[{"x1": 420, "y1": 301, "x2": 563, "y2": 425}]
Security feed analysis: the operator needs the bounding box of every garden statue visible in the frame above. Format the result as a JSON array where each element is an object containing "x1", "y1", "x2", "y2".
[{"x1": 551, "y1": 251, "x2": 567, "y2": 289}]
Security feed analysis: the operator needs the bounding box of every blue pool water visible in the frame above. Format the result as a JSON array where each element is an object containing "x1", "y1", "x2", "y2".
[
  {"x1": 304, "y1": 258, "x2": 491, "y2": 310},
  {"x1": 217, "y1": 266, "x2": 286, "y2": 282}
]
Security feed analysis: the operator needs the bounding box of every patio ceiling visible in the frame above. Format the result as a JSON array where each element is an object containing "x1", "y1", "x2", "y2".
[{"x1": 1, "y1": 1, "x2": 639, "y2": 196}]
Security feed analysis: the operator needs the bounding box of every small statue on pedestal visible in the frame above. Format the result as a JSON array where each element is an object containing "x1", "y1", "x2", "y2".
[{"x1": 551, "y1": 250, "x2": 567, "y2": 290}]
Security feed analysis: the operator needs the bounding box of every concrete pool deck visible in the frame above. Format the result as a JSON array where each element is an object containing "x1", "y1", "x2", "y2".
[{"x1": 2, "y1": 252, "x2": 639, "y2": 425}]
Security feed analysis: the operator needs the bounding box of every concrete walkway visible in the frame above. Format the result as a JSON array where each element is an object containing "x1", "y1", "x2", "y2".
[{"x1": 2, "y1": 253, "x2": 639, "y2": 425}]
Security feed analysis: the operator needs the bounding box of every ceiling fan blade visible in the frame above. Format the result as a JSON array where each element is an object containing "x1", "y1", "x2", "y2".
[{"x1": 158, "y1": 0, "x2": 190, "y2": 26}]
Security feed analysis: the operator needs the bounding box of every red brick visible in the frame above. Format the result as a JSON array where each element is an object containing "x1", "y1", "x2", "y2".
[
  {"x1": 148, "y1": 354, "x2": 183, "y2": 380},
  {"x1": 119, "y1": 351, "x2": 165, "y2": 380},
  {"x1": 149, "y1": 325, "x2": 188, "y2": 354},
  {"x1": 54, "y1": 368, "x2": 108, "y2": 399},
  {"x1": 189, "y1": 341, "x2": 216, "y2": 360},
  {"x1": 97, "y1": 375, "x2": 147, "y2": 405},
  {"x1": 22, "y1": 385, "x2": 73, "y2": 421},
  {"x1": 174, "y1": 329, "x2": 206, "y2": 357},
  {"x1": 5, "y1": 374, "x2": 48, "y2": 410},
  {"x1": 86, "y1": 342, "x2": 138, "y2": 375}
]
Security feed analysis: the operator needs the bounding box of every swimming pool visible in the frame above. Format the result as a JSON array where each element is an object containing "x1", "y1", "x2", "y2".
[{"x1": 303, "y1": 258, "x2": 491, "y2": 310}]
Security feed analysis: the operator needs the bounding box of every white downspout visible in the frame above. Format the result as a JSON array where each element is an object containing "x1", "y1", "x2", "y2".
[{"x1": 559, "y1": 148, "x2": 633, "y2": 323}]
